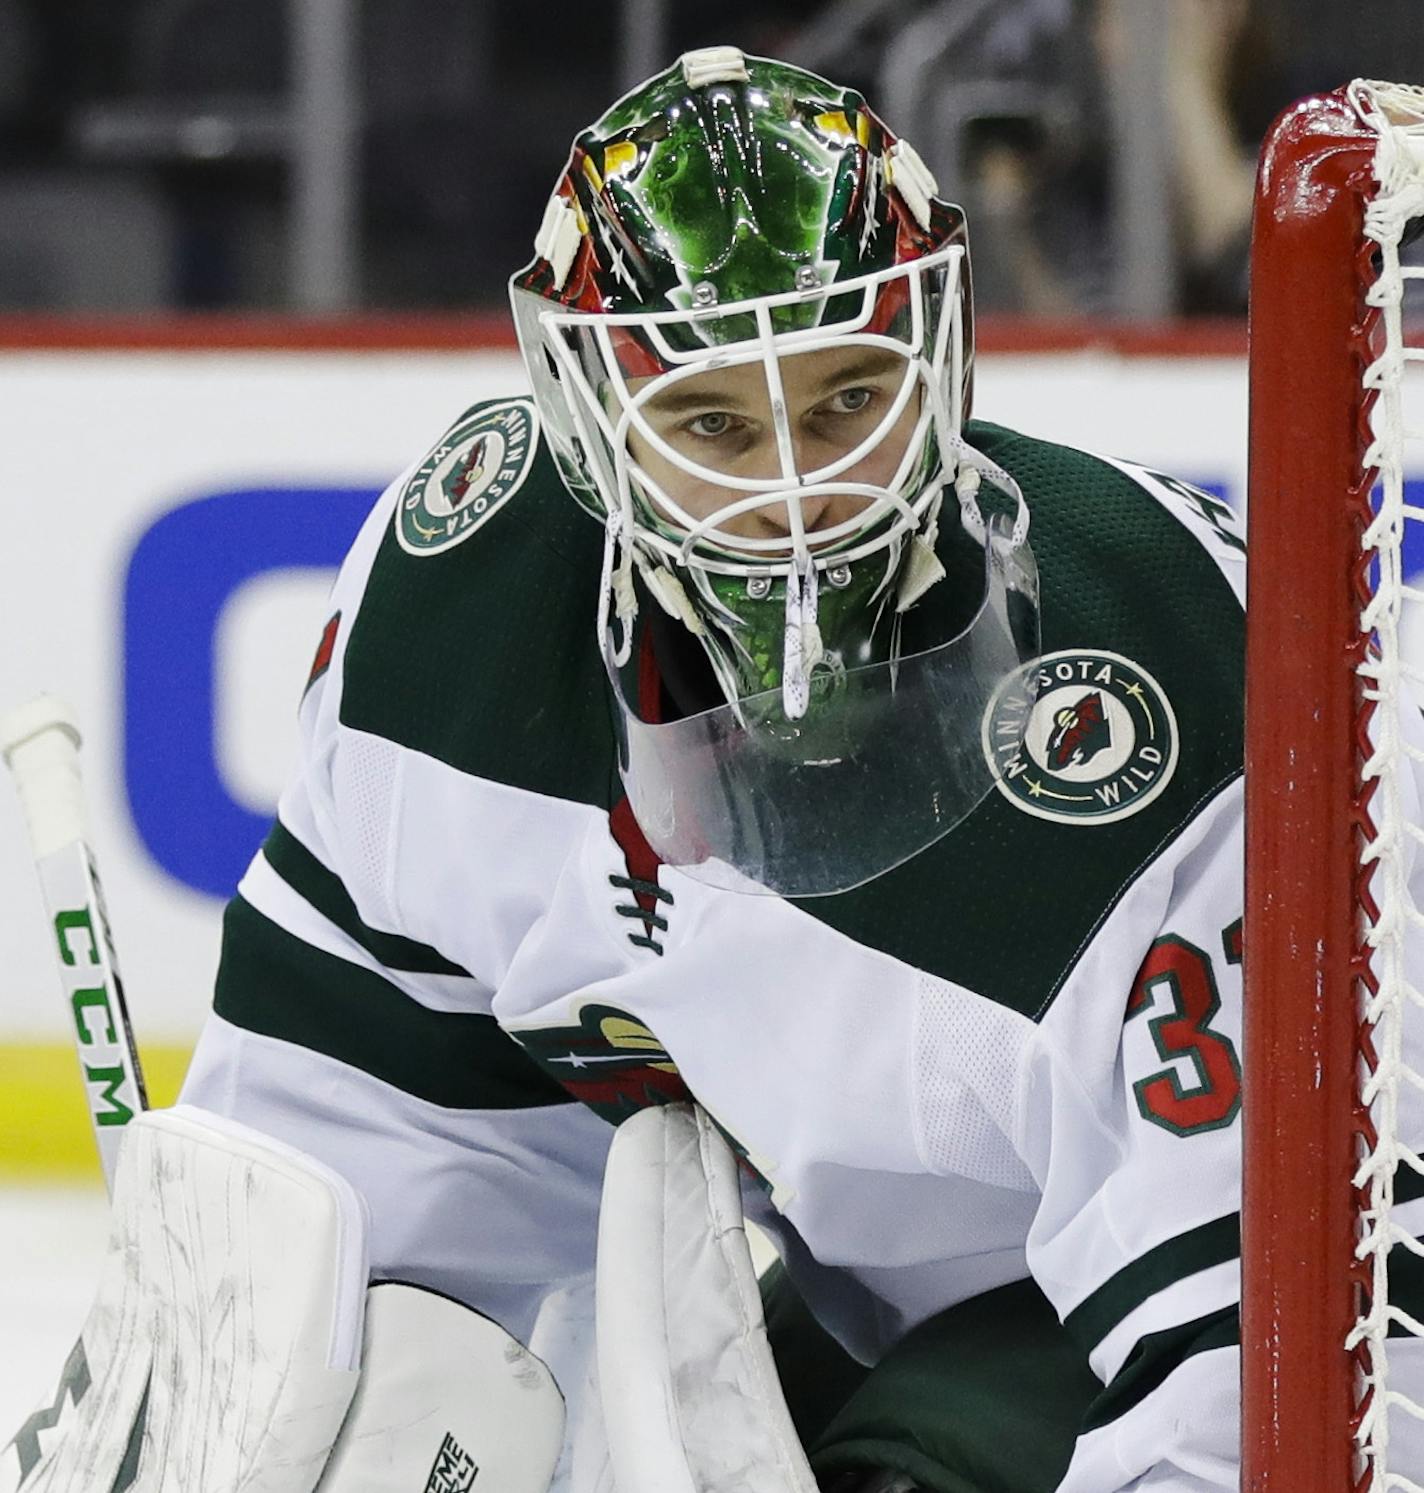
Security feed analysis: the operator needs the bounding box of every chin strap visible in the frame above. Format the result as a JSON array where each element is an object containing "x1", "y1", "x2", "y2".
[
  {"x1": 896, "y1": 483, "x2": 947, "y2": 613},
  {"x1": 781, "y1": 558, "x2": 824, "y2": 721},
  {"x1": 945, "y1": 437, "x2": 1032, "y2": 549},
  {"x1": 642, "y1": 563, "x2": 707, "y2": 637},
  {"x1": 895, "y1": 437, "x2": 1035, "y2": 615},
  {"x1": 951, "y1": 463, "x2": 988, "y2": 546},
  {"x1": 599, "y1": 509, "x2": 638, "y2": 668}
]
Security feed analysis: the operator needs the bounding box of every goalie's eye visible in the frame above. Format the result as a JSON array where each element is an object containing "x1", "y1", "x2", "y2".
[
  {"x1": 826, "y1": 386, "x2": 874, "y2": 414},
  {"x1": 686, "y1": 411, "x2": 742, "y2": 439}
]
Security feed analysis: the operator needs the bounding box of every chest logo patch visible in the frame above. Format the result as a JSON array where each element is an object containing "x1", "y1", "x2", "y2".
[
  {"x1": 981, "y1": 649, "x2": 1178, "y2": 825},
  {"x1": 396, "y1": 399, "x2": 538, "y2": 556}
]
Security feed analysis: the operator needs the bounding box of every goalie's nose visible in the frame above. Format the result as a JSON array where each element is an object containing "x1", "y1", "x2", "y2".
[{"x1": 759, "y1": 490, "x2": 869, "y2": 539}]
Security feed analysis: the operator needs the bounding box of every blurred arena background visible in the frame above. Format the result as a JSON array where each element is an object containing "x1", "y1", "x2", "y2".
[{"x1": 0, "y1": 6, "x2": 1422, "y2": 1406}]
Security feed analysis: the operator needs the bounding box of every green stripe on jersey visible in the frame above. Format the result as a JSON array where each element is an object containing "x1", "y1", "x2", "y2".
[
  {"x1": 1066, "y1": 1177, "x2": 1424, "y2": 1356},
  {"x1": 1064, "y1": 1212, "x2": 1240, "y2": 1355},
  {"x1": 1385, "y1": 1229, "x2": 1424, "y2": 1326},
  {"x1": 1397, "y1": 1167, "x2": 1424, "y2": 1207},
  {"x1": 1087, "y1": 1282, "x2": 1424, "y2": 1436},
  {"x1": 263, "y1": 819, "x2": 469, "y2": 976},
  {"x1": 1082, "y1": 1306, "x2": 1238, "y2": 1433},
  {"x1": 1082, "y1": 1217, "x2": 1424, "y2": 1433},
  {"x1": 215, "y1": 896, "x2": 573, "y2": 1110}
]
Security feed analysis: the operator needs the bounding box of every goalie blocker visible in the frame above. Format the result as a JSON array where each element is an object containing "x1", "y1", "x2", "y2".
[{"x1": 0, "y1": 1108, "x2": 565, "y2": 1493}]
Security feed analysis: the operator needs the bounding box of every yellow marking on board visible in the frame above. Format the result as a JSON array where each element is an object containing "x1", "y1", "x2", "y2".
[
  {"x1": 581, "y1": 154, "x2": 604, "y2": 192},
  {"x1": 0, "y1": 1043, "x2": 193, "y2": 1182}
]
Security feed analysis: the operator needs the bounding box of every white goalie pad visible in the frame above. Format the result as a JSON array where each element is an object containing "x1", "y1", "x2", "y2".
[
  {"x1": 592, "y1": 1103, "x2": 817, "y2": 1493},
  {"x1": 0, "y1": 1105, "x2": 368, "y2": 1493},
  {"x1": 317, "y1": 1280, "x2": 565, "y2": 1493}
]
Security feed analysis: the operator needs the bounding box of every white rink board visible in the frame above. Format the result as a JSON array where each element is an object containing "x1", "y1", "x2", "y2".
[{"x1": 0, "y1": 347, "x2": 1257, "y2": 1039}]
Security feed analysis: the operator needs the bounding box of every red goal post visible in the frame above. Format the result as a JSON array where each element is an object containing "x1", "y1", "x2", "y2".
[{"x1": 1245, "y1": 82, "x2": 1424, "y2": 1490}]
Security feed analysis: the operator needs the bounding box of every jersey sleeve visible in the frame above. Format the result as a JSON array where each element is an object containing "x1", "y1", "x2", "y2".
[
  {"x1": 1024, "y1": 781, "x2": 1246, "y2": 1489},
  {"x1": 180, "y1": 449, "x2": 614, "y2": 1360},
  {"x1": 1028, "y1": 770, "x2": 1424, "y2": 1488},
  {"x1": 1025, "y1": 465, "x2": 1424, "y2": 1487}
]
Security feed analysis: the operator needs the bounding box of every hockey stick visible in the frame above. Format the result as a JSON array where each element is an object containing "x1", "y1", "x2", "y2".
[{"x1": 1, "y1": 695, "x2": 148, "y2": 1193}]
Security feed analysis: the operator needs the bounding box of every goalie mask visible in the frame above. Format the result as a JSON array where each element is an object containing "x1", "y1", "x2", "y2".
[{"x1": 511, "y1": 47, "x2": 1040, "y2": 895}]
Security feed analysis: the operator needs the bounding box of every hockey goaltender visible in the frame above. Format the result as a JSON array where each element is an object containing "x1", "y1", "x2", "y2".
[{"x1": 11, "y1": 43, "x2": 1408, "y2": 1493}]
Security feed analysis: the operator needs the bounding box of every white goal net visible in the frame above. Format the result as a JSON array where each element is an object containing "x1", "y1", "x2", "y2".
[{"x1": 1351, "y1": 78, "x2": 1424, "y2": 1492}]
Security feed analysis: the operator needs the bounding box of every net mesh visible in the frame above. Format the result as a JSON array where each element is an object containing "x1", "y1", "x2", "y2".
[{"x1": 1349, "y1": 78, "x2": 1424, "y2": 1493}]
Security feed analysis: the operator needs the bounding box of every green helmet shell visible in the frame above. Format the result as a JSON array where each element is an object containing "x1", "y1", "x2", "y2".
[{"x1": 513, "y1": 49, "x2": 972, "y2": 374}]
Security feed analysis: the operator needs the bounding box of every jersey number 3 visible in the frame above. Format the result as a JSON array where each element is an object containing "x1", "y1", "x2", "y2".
[{"x1": 1126, "y1": 923, "x2": 1243, "y2": 1137}]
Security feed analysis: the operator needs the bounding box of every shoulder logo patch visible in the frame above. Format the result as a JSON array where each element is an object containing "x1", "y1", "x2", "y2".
[
  {"x1": 507, "y1": 1003, "x2": 690, "y2": 1125},
  {"x1": 982, "y1": 649, "x2": 1178, "y2": 825},
  {"x1": 396, "y1": 399, "x2": 538, "y2": 556}
]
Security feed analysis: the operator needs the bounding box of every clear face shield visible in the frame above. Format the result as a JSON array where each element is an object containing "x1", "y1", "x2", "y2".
[{"x1": 609, "y1": 511, "x2": 1040, "y2": 896}]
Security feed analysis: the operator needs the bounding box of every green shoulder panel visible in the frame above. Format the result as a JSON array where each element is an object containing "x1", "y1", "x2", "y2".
[
  {"x1": 797, "y1": 420, "x2": 1244, "y2": 1019},
  {"x1": 339, "y1": 397, "x2": 618, "y2": 807}
]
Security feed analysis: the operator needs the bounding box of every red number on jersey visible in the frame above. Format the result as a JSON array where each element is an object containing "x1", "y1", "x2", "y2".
[{"x1": 1128, "y1": 933, "x2": 1242, "y2": 1136}]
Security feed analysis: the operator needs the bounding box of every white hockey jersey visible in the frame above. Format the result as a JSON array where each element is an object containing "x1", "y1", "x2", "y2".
[{"x1": 179, "y1": 400, "x2": 1424, "y2": 1489}]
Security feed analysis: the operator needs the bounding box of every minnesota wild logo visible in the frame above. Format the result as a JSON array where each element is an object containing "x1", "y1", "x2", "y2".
[
  {"x1": 507, "y1": 1004, "x2": 691, "y2": 1125},
  {"x1": 981, "y1": 649, "x2": 1178, "y2": 825},
  {"x1": 396, "y1": 399, "x2": 538, "y2": 556},
  {"x1": 508, "y1": 1002, "x2": 782, "y2": 1197}
]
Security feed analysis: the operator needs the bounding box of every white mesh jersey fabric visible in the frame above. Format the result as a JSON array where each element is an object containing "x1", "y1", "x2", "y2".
[
  {"x1": 912, "y1": 971, "x2": 1037, "y2": 1191},
  {"x1": 331, "y1": 726, "x2": 404, "y2": 933}
]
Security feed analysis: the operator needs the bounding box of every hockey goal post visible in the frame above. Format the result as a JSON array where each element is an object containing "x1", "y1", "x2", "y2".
[{"x1": 1245, "y1": 82, "x2": 1424, "y2": 1490}]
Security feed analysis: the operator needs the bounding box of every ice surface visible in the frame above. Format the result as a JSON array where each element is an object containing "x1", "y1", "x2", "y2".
[{"x1": 0, "y1": 1187, "x2": 109, "y2": 1440}]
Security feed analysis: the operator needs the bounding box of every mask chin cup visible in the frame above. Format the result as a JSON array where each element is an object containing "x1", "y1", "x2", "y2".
[{"x1": 603, "y1": 513, "x2": 1041, "y2": 897}]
